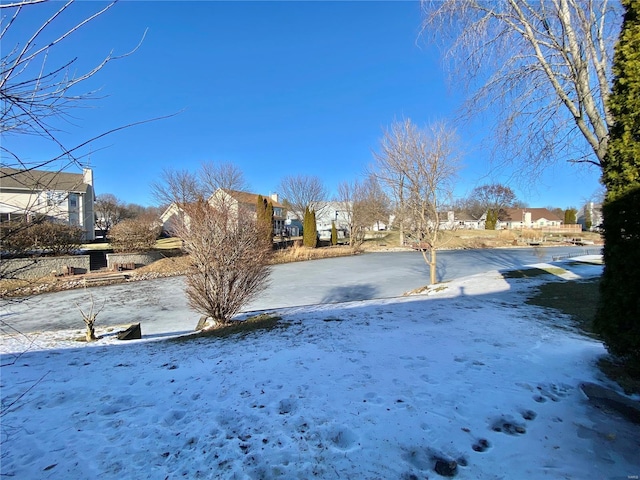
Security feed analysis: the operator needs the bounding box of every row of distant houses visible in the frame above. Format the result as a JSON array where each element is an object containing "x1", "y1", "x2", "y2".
[{"x1": 0, "y1": 166, "x2": 603, "y2": 243}]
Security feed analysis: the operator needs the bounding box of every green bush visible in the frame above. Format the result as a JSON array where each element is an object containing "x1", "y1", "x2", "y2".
[
  {"x1": 331, "y1": 221, "x2": 338, "y2": 246},
  {"x1": 303, "y1": 207, "x2": 317, "y2": 248},
  {"x1": 485, "y1": 210, "x2": 498, "y2": 230},
  {"x1": 564, "y1": 208, "x2": 577, "y2": 225},
  {"x1": 595, "y1": 189, "x2": 640, "y2": 375},
  {"x1": 595, "y1": 0, "x2": 640, "y2": 377}
]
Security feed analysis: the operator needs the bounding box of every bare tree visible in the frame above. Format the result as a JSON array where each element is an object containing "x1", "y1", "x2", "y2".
[
  {"x1": 372, "y1": 119, "x2": 460, "y2": 284},
  {"x1": 422, "y1": 0, "x2": 622, "y2": 174},
  {"x1": 369, "y1": 125, "x2": 410, "y2": 246},
  {"x1": 359, "y1": 175, "x2": 391, "y2": 232},
  {"x1": 150, "y1": 167, "x2": 202, "y2": 208},
  {"x1": 151, "y1": 161, "x2": 249, "y2": 209},
  {"x1": 337, "y1": 180, "x2": 365, "y2": 249},
  {"x1": 467, "y1": 183, "x2": 519, "y2": 220},
  {"x1": 278, "y1": 174, "x2": 327, "y2": 221},
  {"x1": 95, "y1": 193, "x2": 130, "y2": 237},
  {"x1": 175, "y1": 199, "x2": 271, "y2": 328},
  {"x1": 338, "y1": 175, "x2": 390, "y2": 249},
  {"x1": 200, "y1": 161, "x2": 248, "y2": 196}
]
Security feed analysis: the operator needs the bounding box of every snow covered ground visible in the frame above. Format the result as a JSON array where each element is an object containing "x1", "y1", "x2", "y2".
[{"x1": 1, "y1": 257, "x2": 638, "y2": 479}]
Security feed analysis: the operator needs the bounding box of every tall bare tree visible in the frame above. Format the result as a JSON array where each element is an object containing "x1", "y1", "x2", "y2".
[
  {"x1": 422, "y1": 0, "x2": 622, "y2": 173},
  {"x1": 278, "y1": 174, "x2": 327, "y2": 221},
  {"x1": 359, "y1": 175, "x2": 391, "y2": 232},
  {"x1": 151, "y1": 161, "x2": 249, "y2": 209},
  {"x1": 373, "y1": 119, "x2": 460, "y2": 284},
  {"x1": 94, "y1": 193, "x2": 130, "y2": 237},
  {"x1": 467, "y1": 183, "x2": 519, "y2": 220},
  {"x1": 150, "y1": 167, "x2": 202, "y2": 208},
  {"x1": 200, "y1": 161, "x2": 248, "y2": 197}
]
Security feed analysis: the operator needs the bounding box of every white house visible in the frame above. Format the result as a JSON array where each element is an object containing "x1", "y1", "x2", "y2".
[
  {"x1": 498, "y1": 208, "x2": 563, "y2": 230},
  {"x1": 439, "y1": 211, "x2": 486, "y2": 230},
  {"x1": 314, "y1": 201, "x2": 352, "y2": 231},
  {"x1": 577, "y1": 202, "x2": 602, "y2": 231},
  {"x1": 160, "y1": 189, "x2": 285, "y2": 236},
  {"x1": 0, "y1": 167, "x2": 95, "y2": 241}
]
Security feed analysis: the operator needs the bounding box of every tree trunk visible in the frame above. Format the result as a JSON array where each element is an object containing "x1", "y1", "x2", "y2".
[
  {"x1": 429, "y1": 248, "x2": 437, "y2": 285},
  {"x1": 85, "y1": 323, "x2": 96, "y2": 342},
  {"x1": 419, "y1": 246, "x2": 438, "y2": 285}
]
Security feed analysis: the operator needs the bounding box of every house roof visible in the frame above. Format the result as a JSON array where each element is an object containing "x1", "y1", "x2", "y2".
[
  {"x1": 0, "y1": 167, "x2": 91, "y2": 194},
  {"x1": 501, "y1": 208, "x2": 563, "y2": 222},
  {"x1": 222, "y1": 189, "x2": 283, "y2": 209},
  {"x1": 455, "y1": 211, "x2": 484, "y2": 222},
  {"x1": 161, "y1": 189, "x2": 285, "y2": 224}
]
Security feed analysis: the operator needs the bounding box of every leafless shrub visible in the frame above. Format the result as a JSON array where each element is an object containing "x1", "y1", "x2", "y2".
[
  {"x1": 176, "y1": 199, "x2": 272, "y2": 327},
  {"x1": 1, "y1": 220, "x2": 83, "y2": 257},
  {"x1": 108, "y1": 217, "x2": 160, "y2": 253}
]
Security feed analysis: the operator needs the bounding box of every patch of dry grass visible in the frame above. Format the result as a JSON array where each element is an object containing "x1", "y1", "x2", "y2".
[
  {"x1": 169, "y1": 314, "x2": 284, "y2": 342},
  {"x1": 132, "y1": 255, "x2": 191, "y2": 275},
  {"x1": 269, "y1": 244, "x2": 356, "y2": 264}
]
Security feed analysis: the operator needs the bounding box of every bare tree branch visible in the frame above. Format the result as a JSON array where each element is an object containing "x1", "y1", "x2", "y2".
[
  {"x1": 422, "y1": 0, "x2": 622, "y2": 176},
  {"x1": 200, "y1": 161, "x2": 248, "y2": 197},
  {"x1": 150, "y1": 167, "x2": 202, "y2": 208},
  {"x1": 278, "y1": 174, "x2": 327, "y2": 221},
  {"x1": 338, "y1": 176, "x2": 390, "y2": 249},
  {"x1": 0, "y1": 0, "x2": 160, "y2": 173}
]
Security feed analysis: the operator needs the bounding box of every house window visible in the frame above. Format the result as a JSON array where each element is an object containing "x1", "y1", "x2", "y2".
[
  {"x1": 69, "y1": 194, "x2": 78, "y2": 208},
  {"x1": 46, "y1": 191, "x2": 65, "y2": 206}
]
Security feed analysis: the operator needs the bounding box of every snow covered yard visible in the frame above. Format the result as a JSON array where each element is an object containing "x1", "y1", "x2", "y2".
[{"x1": 1, "y1": 259, "x2": 639, "y2": 479}]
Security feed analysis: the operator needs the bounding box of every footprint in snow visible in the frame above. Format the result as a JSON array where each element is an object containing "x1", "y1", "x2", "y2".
[{"x1": 490, "y1": 416, "x2": 527, "y2": 435}]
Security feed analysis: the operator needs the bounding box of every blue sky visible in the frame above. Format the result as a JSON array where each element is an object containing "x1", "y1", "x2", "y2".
[{"x1": 4, "y1": 0, "x2": 603, "y2": 208}]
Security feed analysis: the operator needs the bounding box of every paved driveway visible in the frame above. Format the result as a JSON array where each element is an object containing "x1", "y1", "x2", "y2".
[{"x1": 0, "y1": 246, "x2": 597, "y2": 336}]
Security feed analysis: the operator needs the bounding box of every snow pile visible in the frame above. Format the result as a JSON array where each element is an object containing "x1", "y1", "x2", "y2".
[{"x1": 1, "y1": 259, "x2": 638, "y2": 479}]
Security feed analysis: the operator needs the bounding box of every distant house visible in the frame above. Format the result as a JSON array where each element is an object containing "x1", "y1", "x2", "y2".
[
  {"x1": 440, "y1": 211, "x2": 486, "y2": 230},
  {"x1": 315, "y1": 201, "x2": 353, "y2": 231},
  {"x1": 160, "y1": 189, "x2": 285, "y2": 236},
  {"x1": 577, "y1": 202, "x2": 603, "y2": 232},
  {"x1": 0, "y1": 167, "x2": 95, "y2": 241},
  {"x1": 498, "y1": 208, "x2": 563, "y2": 230},
  {"x1": 315, "y1": 201, "x2": 391, "y2": 234}
]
